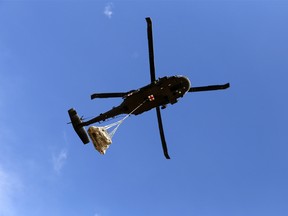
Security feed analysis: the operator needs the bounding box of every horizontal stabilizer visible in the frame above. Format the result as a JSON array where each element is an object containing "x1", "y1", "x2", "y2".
[{"x1": 68, "y1": 108, "x2": 90, "y2": 144}]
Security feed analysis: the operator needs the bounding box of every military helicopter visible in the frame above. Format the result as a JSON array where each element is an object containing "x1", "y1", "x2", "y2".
[{"x1": 68, "y1": 17, "x2": 230, "y2": 159}]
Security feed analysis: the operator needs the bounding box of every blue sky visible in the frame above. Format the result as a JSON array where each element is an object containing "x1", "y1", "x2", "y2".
[{"x1": 1, "y1": 1, "x2": 288, "y2": 216}]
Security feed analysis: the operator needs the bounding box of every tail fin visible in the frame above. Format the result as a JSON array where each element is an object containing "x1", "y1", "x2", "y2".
[{"x1": 68, "y1": 108, "x2": 90, "y2": 144}]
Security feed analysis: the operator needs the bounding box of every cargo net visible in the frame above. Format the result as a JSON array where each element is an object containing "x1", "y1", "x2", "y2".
[{"x1": 88, "y1": 99, "x2": 148, "y2": 154}]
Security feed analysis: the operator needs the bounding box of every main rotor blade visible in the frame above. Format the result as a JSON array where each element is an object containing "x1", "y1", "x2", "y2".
[
  {"x1": 189, "y1": 83, "x2": 230, "y2": 92},
  {"x1": 91, "y1": 92, "x2": 127, "y2": 100},
  {"x1": 156, "y1": 107, "x2": 170, "y2": 159},
  {"x1": 146, "y1": 17, "x2": 156, "y2": 82}
]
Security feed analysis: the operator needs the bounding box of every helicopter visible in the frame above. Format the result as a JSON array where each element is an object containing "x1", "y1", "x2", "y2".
[{"x1": 68, "y1": 17, "x2": 230, "y2": 159}]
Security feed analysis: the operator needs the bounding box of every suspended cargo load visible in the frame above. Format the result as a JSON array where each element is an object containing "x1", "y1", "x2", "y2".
[
  {"x1": 87, "y1": 100, "x2": 148, "y2": 155},
  {"x1": 88, "y1": 126, "x2": 112, "y2": 154}
]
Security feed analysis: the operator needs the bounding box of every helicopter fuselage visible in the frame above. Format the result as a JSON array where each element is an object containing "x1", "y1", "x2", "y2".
[
  {"x1": 123, "y1": 75, "x2": 191, "y2": 114},
  {"x1": 81, "y1": 76, "x2": 191, "y2": 126}
]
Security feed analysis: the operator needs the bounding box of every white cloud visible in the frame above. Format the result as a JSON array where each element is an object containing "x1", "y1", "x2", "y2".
[
  {"x1": 52, "y1": 149, "x2": 68, "y2": 174},
  {"x1": 104, "y1": 3, "x2": 114, "y2": 19},
  {"x1": 0, "y1": 166, "x2": 21, "y2": 216}
]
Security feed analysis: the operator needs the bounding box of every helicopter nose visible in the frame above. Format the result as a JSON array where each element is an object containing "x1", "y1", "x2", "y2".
[{"x1": 178, "y1": 76, "x2": 191, "y2": 93}]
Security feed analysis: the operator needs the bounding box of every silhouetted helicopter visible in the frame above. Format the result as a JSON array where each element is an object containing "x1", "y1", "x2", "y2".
[{"x1": 68, "y1": 17, "x2": 230, "y2": 159}]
